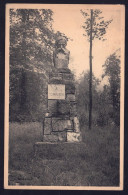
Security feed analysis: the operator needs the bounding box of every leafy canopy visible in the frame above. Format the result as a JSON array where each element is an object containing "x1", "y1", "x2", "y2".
[{"x1": 80, "y1": 9, "x2": 113, "y2": 41}]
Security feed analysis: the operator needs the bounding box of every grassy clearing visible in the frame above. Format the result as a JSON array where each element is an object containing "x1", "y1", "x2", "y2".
[{"x1": 9, "y1": 122, "x2": 120, "y2": 186}]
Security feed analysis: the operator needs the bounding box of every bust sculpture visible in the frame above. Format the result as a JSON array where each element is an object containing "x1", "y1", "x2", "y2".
[{"x1": 53, "y1": 35, "x2": 70, "y2": 69}]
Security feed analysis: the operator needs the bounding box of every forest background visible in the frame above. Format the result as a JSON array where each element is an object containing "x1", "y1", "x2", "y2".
[{"x1": 9, "y1": 8, "x2": 120, "y2": 127}]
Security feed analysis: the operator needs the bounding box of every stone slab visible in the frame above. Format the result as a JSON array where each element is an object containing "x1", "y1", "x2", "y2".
[
  {"x1": 73, "y1": 117, "x2": 80, "y2": 132},
  {"x1": 70, "y1": 102, "x2": 77, "y2": 116},
  {"x1": 64, "y1": 80, "x2": 75, "y2": 86},
  {"x1": 52, "y1": 118, "x2": 73, "y2": 131},
  {"x1": 62, "y1": 73, "x2": 74, "y2": 81},
  {"x1": 49, "y1": 73, "x2": 63, "y2": 84},
  {"x1": 34, "y1": 142, "x2": 86, "y2": 159},
  {"x1": 49, "y1": 72, "x2": 63, "y2": 79},
  {"x1": 49, "y1": 76, "x2": 62, "y2": 81},
  {"x1": 66, "y1": 94, "x2": 75, "y2": 101},
  {"x1": 48, "y1": 84, "x2": 65, "y2": 100},
  {"x1": 49, "y1": 78, "x2": 63, "y2": 84},
  {"x1": 65, "y1": 83, "x2": 75, "y2": 94},
  {"x1": 57, "y1": 68, "x2": 71, "y2": 73},
  {"x1": 44, "y1": 117, "x2": 52, "y2": 135},
  {"x1": 67, "y1": 132, "x2": 82, "y2": 142},
  {"x1": 48, "y1": 100, "x2": 57, "y2": 114},
  {"x1": 57, "y1": 100, "x2": 70, "y2": 115},
  {"x1": 52, "y1": 131, "x2": 67, "y2": 142},
  {"x1": 43, "y1": 131, "x2": 67, "y2": 142}
]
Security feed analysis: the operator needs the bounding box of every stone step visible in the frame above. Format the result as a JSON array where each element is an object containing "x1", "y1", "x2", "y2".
[
  {"x1": 43, "y1": 131, "x2": 67, "y2": 142},
  {"x1": 43, "y1": 130, "x2": 81, "y2": 143}
]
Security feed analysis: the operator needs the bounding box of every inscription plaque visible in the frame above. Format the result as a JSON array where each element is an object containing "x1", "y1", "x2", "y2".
[{"x1": 48, "y1": 84, "x2": 65, "y2": 100}]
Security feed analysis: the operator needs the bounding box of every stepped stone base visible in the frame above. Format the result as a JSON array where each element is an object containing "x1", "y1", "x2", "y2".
[
  {"x1": 43, "y1": 131, "x2": 67, "y2": 142},
  {"x1": 43, "y1": 66, "x2": 81, "y2": 143},
  {"x1": 43, "y1": 130, "x2": 81, "y2": 142},
  {"x1": 34, "y1": 142, "x2": 86, "y2": 159}
]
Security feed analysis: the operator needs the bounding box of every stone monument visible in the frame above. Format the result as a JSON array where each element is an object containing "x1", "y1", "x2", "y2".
[{"x1": 43, "y1": 35, "x2": 82, "y2": 142}]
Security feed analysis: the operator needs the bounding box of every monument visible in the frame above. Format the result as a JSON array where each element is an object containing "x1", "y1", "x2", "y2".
[{"x1": 43, "y1": 35, "x2": 82, "y2": 142}]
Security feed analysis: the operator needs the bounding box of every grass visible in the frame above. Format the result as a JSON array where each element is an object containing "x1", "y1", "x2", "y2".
[{"x1": 9, "y1": 122, "x2": 120, "y2": 186}]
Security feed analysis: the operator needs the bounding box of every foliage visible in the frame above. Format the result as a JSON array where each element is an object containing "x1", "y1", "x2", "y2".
[
  {"x1": 9, "y1": 9, "x2": 61, "y2": 121},
  {"x1": 102, "y1": 50, "x2": 120, "y2": 125},
  {"x1": 76, "y1": 57, "x2": 120, "y2": 127},
  {"x1": 76, "y1": 71, "x2": 100, "y2": 126},
  {"x1": 96, "y1": 85, "x2": 113, "y2": 126},
  {"x1": 80, "y1": 9, "x2": 113, "y2": 41},
  {"x1": 10, "y1": 9, "x2": 55, "y2": 67}
]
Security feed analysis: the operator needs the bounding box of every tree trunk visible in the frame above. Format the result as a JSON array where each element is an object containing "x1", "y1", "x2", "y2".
[
  {"x1": 20, "y1": 12, "x2": 28, "y2": 112},
  {"x1": 89, "y1": 9, "x2": 93, "y2": 129}
]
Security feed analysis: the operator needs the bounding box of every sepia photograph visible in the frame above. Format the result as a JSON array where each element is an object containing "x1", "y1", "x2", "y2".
[{"x1": 4, "y1": 4, "x2": 125, "y2": 190}]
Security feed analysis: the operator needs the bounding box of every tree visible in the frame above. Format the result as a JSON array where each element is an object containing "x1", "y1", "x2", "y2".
[
  {"x1": 76, "y1": 71, "x2": 100, "y2": 126},
  {"x1": 9, "y1": 9, "x2": 56, "y2": 121},
  {"x1": 9, "y1": 9, "x2": 69, "y2": 121},
  {"x1": 96, "y1": 85, "x2": 113, "y2": 126},
  {"x1": 10, "y1": 9, "x2": 55, "y2": 67},
  {"x1": 81, "y1": 9, "x2": 112, "y2": 129},
  {"x1": 102, "y1": 50, "x2": 120, "y2": 125}
]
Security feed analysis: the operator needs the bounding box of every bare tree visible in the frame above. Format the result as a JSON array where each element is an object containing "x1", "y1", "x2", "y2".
[{"x1": 81, "y1": 9, "x2": 112, "y2": 129}]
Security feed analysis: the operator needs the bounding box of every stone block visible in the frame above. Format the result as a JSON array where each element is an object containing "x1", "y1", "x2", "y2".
[
  {"x1": 65, "y1": 83, "x2": 75, "y2": 94},
  {"x1": 43, "y1": 131, "x2": 67, "y2": 142},
  {"x1": 73, "y1": 117, "x2": 80, "y2": 133},
  {"x1": 64, "y1": 80, "x2": 74, "y2": 85},
  {"x1": 70, "y1": 102, "x2": 77, "y2": 116},
  {"x1": 60, "y1": 115, "x2": 70, "y2": 120},
  {"x1": 52, "y1": 131, "x2": 67, "y2": 142},
  {"x1": 49, "y1": 78, "x2": 63, "y2": 84},
  {"x1": 49, "y1": 72, "x2": 63, "y2": 79},
  {"x1": 45, "y1": 112, "x2": 52, "y2": 117},
  {"x1": 54, "y1": 56, "x2": 69, "y2": 69},
  {"x1": 52, "y1": 118, "x2": 73, "y2": 131},
  {"x1": 57, "y1": 100, "x2": 70, "y2": 115},
  {"x1": 67, "y1": 132, "x2": 82, "y2": 142},
  {"x1": 43, "y1": 117, "x2": 52, "y2": 135},
  {"x1": 66, "y1": 94, "x2": 75, "y2": 101},
  {"x1": 48, "y1": 100, "x2": 57, "y2": 113},
  {"x1": 57, "y1": 68, "x2": 71, "y2": 73},
  {"x1": 62, "y1": 73, "x2": 74, "y2": 81}
]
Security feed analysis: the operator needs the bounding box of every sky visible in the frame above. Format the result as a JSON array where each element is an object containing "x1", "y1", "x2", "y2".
[{"x1": 48, "y1": 4, "x2": 124, "y2": 82}]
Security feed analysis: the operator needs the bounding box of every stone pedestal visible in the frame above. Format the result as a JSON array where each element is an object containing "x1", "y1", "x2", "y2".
[
  {"x1": 42, "y1": 35, "x2": 81, "y2": 143},
  {"x1": 43, "y1": 68, "x2": 81, "y2": 143}
]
